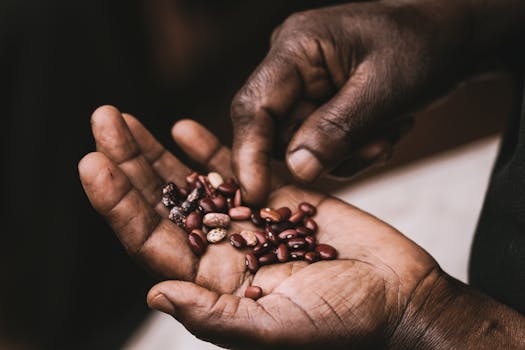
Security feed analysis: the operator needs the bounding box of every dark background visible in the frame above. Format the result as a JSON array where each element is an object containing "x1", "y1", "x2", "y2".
[{"x1": 0, "y1": 0, "x2": 508, "y2": 349}]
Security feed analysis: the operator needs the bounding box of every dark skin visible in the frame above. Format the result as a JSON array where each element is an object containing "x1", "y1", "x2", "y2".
[
  {"x1": 79, "y1": 106, "x2": 525, "y2": 349},
  {"x1": 230, "y1": 0, "x2": 525, "y2": 205}
]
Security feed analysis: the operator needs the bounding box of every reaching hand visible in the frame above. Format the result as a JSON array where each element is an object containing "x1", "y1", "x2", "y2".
[{"x1": 79, "y1": 106, "x2": 444, "y2": 349}]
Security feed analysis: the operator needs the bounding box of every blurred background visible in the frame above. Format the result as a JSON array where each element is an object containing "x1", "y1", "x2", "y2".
[{"x1": 0, "y1": 0, "x2": 515, "y2": 349}]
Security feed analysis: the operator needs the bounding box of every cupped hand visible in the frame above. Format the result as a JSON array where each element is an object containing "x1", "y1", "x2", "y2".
[
  {"x1": 231, "y1": 0, "x2": 472, "y2": 204},
  {"x1": 79, "y1": 106, "x2": 441, "y2": 349}
]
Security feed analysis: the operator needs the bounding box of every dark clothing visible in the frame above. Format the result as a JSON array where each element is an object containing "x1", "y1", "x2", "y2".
[{"x1": 470, "y1": 69, "x2": 525, "y2": 314}]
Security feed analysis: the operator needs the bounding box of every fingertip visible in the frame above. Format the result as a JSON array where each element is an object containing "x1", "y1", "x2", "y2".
[
  {"x1": 171, "y1": 119, "x2": 199, "y2": 140},
  {"x1": 78, "y1": 152, "x2": 109, "y2": 183},
  {"x1": 91, "y1": 105, "x2": 122, "y2": 125},
  {"x1": 286, "y1": 148, "x2": 324, "y2": 183}
]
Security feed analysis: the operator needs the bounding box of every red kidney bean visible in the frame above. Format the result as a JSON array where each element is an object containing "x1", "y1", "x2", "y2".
[
  {"x1": 287, "y1": 237, "x2": 307, "y2": 250},
  {"x1": 270, "y1": 220, "x2": 294, "y2": 234},
  {"x1": 218, "y1": 182, "x2": 238, "y2": 195},
  {"x1": 295, "y1": 226, "x2": 313, "y2": 237},
  {"x1": 245, "y1": 253, "x2": 259, "y2": 273},
  {"x1": 315, "y1": 244, "x2": 337, "y2": 260},
  {"x1": 229, "y1": 206, "x2": 252, "y2": 220},
  {"x1": 198, "y1": 198, "x2": 216, "y2": 214},
  {"x1": 288, "y1": 211, "x2": 305, "y2": 224},
  {"x1": 253, "y1": 242, "x2": 271, "y2": 256},
  {"x1": 278, "y1": 229, "x2": 298, "y2": 240},
  {"x1": 304, "y1": 235, "x2": 316, "y2": 251},
  {"x1": 230, "y1": 233, "x2": 246, "y2": 249},
  {"x1": 188, "y1": 233, "x2": 206, "y2": 256},
  {"x1": 250, "y1": 211, "x2": 265, "y2": 227},
  {"x1": 226, "y1": 197, "x2": 233, "y2": 210},
  {"x1": 197, "y1": 175, "x2": 214, "y2": 196},
  {"x1": 211, "y1": 194, "x2": 227, "y2": 212},
  {"x1": 191, "y1": 229, "x2": 207, "y2": 245},
  {"x1": 290, "y1": 250, "x2": 306, "y2": 260},
  {"x1": 245, "y1": 285, "x2": 262, "y2": 300},
  {"x1": 299, "y1": 202, "x2": 317, "y2": 216},
  {"x1": 276, "y1": 207, "x2": 291, "y2": 221},
  {"x1": 240, "y1": 230, "x2": 258, "y2": 247},
  {"x1": 203, "y1": 213, "x2": 230, "y2": 228},
  {"x1": 258, "y1": 252, "x2": 277, "y2": 265},
  {"x1": 276, "y1": 243, "x2": 289, "y2": 262},
  {"x1": 254, "y1": 231, "x2": 268, "y2": 245},
  {"x1": 185, "y1": 211, "x2": 202, "y2": 232},
  {"x1": 260, "y1": 208, "x2": 282, "y2": 222},
  {"x1": 266, "y1": 229, "x2": 280, "y2": 245},
  {"x1": 303, "y1": 218, "x2": 318, "y2": 233},
  {"x1": 305, "y1": 251, "x2": 320, "y2": 263},
  {"x1": 185, "y1": 172, "x2": 199, "y2": 186},
  {"x1": 234, "y1": 189, "x2": 242, "y2": 207}
]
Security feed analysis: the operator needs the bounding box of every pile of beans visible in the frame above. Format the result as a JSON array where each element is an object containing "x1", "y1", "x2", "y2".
[{"x1": 161, "y1": 171, "x2": 338, "y2": 300}]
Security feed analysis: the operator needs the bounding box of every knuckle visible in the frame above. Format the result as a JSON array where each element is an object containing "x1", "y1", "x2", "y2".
[{"x1": 230, "y1": 88, "x2": 257, "y2": 126}]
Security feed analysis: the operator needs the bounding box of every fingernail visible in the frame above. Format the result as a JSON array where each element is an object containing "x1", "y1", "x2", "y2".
[
  {"x1": 150, "y1": 293, "x2": 176, "y2": 315},
  {"x1": 287, "y1": 148, "x2": 324, "y2": 182}
]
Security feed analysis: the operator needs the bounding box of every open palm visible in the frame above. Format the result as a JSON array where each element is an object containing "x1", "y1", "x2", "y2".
[{"x1": 79, "y1": 106, "x2": 441, "y2": 349}]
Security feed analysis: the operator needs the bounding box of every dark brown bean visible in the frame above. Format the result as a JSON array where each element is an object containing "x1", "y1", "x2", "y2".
[
  {"x1": 287, "y1": 237, "x2": 307, "y2": 250},
  {"x1": 198, "y1": 175, "x2": 214, "y2": 196},
  {"x1": 305, "y1": 251, "x2": 320, "y2": 263},
  {"x1": 245, "y1": 253, "x2": 259, "y2": 273},
  {"x1": 254, "y1": 231, "x2": 268, "y2": 245},
  {"x1": 229, "y1": 206, "x2": 252, "y2": 220},
  {"x1": 191, "y1": 229, "x2": 208, "y2": 245},
  {"x1": 245, "y1": 285, "x2": 263, "y2": 300},
  {"x1": 299, "y1": 202, "x2": 317, "y2": 216},
  {"x1": 253, "y1": 242, "x2": 271, "y2": 256},
  {"x1": 278, "y1": 229, "x2": 298, "y2": 240},
  {"x1": 260, "y1": 208, "x2": 282, "y2": 222},
  {"x1": 185, "y1": 211, "x2": 202, "y2": 232},
  {"x1": 290, "y1": 250, "x2": 306, "y2": 260},
  {"x1": 303, "y1": 218, "x2": 318, "y2": 233},
  {"x1": 315, "y1": 244, "x2": 337, "y2": 260},
  {"x1": 234, "y1": 189, "x2": 242, "y2": 207},
  {"x1": 188, "y1": 233, "x2": 206, "y2": 256},
  {"x1": 218, "y1": 182, "x2": 238, "y2": 195},
  {"x1": 276, "y1": 243, "x2": 289, "y2": 263},
  {"x1": 203, "y1": 213, "x2": 230, "y2": 228},
  {"x1": 266, "y1": 230, "x2": 280, "y2": 245},
  {"x1": 230, "y1": 233, "x2": 246, "y2": 249},
  {"x1": 270, "y1": 220, "x2": 294, "y2": 234},
  {"x1": 258, "y1": 252, "x2": 277, "y2": 265},
  {"x1": 198, "y1": 197, "x2": 217, "y2": 214},
  {"x1": 250, "y1": 211, "x2": 265, "y2": 227},
  {"x1": 304, "y1": 235, "x2": 316, "y2": 251},
  {"x1": 211, "y1": 194, "x2": 227, "y2": 212},
  {"x1": 296, "y1": 226, "x2": 313, "y2": 237},
  {"x1": 276, "y1": 207, "x2": 292, "y2": 221},
  {"x1": 288, "y1": 211, "x2": 305, "y2": 224}
]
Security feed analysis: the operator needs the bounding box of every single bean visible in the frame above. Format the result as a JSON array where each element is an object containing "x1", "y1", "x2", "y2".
[
  {"x1": 299, "y1": 202, "x2": 317, "y2": 216},
  {"x1": 234, "y1": 189, "x2": 242, "y2": 207},
  {"x1": 287, "y1": 237, "x2": 307, "y2": 250},
  {"x1": 207, "y1": 172, "x2": 224, "y2": 189},
  {"x1": 315, "y1": 244, "x2": 338, "y2": 260},
  {"x1": 278, "y1": 229, "x2": 298, "y2": 240},
  {"x1": 230, "y1": 233, "x2": 246, "y2": 249},
  {"x1": 250, "y1": 211, "x2": 265, "y2": 227},
  {"x1": 290, "y1": 250, "x2": 306, "y2": 260},
  {"x1": 229, "y1": 206, "x2": 252, "y2": 220},
  {"x1": 218, "y1": 182, "x2": 238, "y2": 195},
  {"x1": 304, "y1": 235, "x2": 316, "y2": 251},
  {"x1": 191, "y1": 229, "x2": 208, "y2": 245},
  {"x1": 168, "y1": 206, "x2": 186, "y2": 227},
  {"x1": 198, "y1": 197, "x2": 217, "y2": 214},
  {"x1": 211, "y1": 194, "x2": 227, "y2": 212},
  {"x1": 240, "y1": 230, "x2": 258, "y2": 247},
  {"x1": 203, "y1": 213, "x2": 230, "y2": 228},
  {"x1": 288, "y1": 211, "x2": 305, "y2": 224},
  {"x1": 305, "y1": 251, "x2": 320, "y2": 263},
  {"x1": 185, "y1": 211, "x2": 202, "y2": 232},
  {"x1": 188, "y1": 233, "x2": 206, "y2": 256},
  {"x1": 259, "y1": 208, "x2": 282, "y2": 222},
  {"x1": 276, "y1": 207, "x2": 292, "y2": 221},
  {"x1": 254, "y1": 231, "x2": 268, "y2": 245},
  {"x1": 258, "y1": 252, "x2": 277, "y2": 265},
  {"x1": 303, "y1": 218, "x2": 318, "y2": 233},
  {"x1": 207, "y1": 228, "x2": 227, "y2": 243},
  {"x1": 295, "y1": 226, "x2": 313, "y2": 237},
  {"x1": 245, "y1": 253, "x2": 259, "y2": 273},
  {"x1": 245, "y1": 285, "x2": 263, "y2": 300},
  {"x1": 276, "y1": 243, "x2": 289, "y2": 263}
]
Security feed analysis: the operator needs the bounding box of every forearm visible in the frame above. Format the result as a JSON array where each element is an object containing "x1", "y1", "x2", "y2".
[{"x1": 390, "y1": 273, "x2": 525, "y2": 349}]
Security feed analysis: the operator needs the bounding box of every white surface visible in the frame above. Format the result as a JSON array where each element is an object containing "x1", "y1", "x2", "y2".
[{"x1": 124, "y1": 136, "x2": 500, "y2": 350}]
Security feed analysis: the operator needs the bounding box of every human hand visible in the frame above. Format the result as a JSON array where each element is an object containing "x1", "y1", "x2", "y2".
[
  {"x1": 231, "y1": 0, "x2": 477, "y2": 204},
  {"x1": 79, "y1": 106, "x2": 444, "y2": 349}
]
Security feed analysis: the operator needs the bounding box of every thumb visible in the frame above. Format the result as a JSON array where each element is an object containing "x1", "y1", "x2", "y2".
[
  {"x1": 147, "y1": 281, "x2": 274, "y2": 348},
  {"x1": 285, "y1": 63, "x2": 391, "y2": 182}
]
